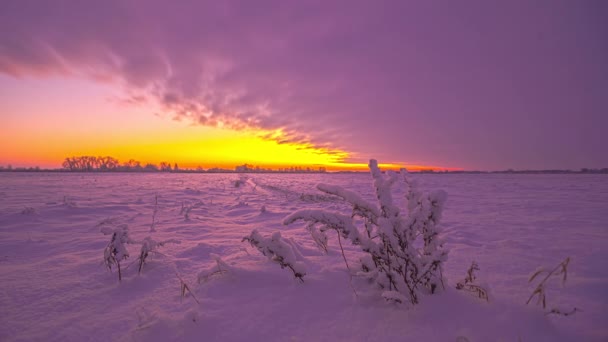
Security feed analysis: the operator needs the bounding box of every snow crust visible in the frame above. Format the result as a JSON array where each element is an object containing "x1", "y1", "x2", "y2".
[{"x1": 0, "y1": 172, "x2": 607, "y2": 341}]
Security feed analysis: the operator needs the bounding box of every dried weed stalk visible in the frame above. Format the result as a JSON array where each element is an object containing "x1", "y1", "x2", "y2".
[
  {"x1": 180, "y1": 200, "x2": 202, "y2": 220},
  {"x1": 527, "y1": 257, "x2": 580, "y2": 316},
  {"x1": 176, "y1": 272, "x2": 200, "y2": 304},
  {"x1": 150, "y1": 194, "x2": 158, "y2": 232},
  {"x1": 306, "y1": 223, "x2": 328, "y2": 254},
  {"x1": 198, "y1": 255, "x2": 231, "y2": 283},
  {"x1": 456, "y1": 261, "x2": 489, "y2": 302}
]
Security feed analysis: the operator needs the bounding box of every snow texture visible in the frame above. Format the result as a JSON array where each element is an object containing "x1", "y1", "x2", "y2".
[{"x1": 0, "y1": 171, "x2": 607, "y2": 341}]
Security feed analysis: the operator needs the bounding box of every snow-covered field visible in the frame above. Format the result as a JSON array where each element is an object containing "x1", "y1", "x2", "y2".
[{"x1": 1, "y1": 172, "x2": 607, "y2": 341}]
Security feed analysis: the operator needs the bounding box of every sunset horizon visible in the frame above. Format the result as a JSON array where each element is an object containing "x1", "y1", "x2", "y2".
[
  {"x1": 0, "y1": 75, "x2": 460, "y2": 172},
  {"x1": 2, "y1": 1, "x2": 606, "y2": 172}
]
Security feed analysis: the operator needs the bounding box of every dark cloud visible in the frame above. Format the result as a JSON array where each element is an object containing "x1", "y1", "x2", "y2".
[{"x1": 1, "y1": 0, "x2": 607, "y2": 169}]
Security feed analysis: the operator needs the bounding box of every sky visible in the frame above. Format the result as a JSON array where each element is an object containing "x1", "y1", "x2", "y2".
[{"x1": 0, "y1": 0, "x2": 607, "y2": 171}]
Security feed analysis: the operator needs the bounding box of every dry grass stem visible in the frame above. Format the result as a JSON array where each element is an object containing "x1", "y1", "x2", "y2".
[
  {"x1": 456, "y1": 261, "x2": 489, "y2": 302},
  {"x1": 176, "y1": 272, "x2": 200, "y2": 304},
  {"x1": 527, "y1": 257, "x2": 579, "y2": 316}
]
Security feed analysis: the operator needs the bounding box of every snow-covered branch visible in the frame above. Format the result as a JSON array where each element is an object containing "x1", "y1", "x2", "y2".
[{"x1": 243, "y1": 230, "x2": 306, "y2": 281}]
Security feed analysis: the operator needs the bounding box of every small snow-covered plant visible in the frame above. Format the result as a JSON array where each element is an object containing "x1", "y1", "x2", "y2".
[
  {"x1": 527, "y1": 257, "x2": 580, "y2": 316},
  {"x1": 456, "y1": 261, "x2": 488, "y2": 302},
  {"x1": 101, "y1": 224, "x2": 135, "y2": 282},
  {"x1": 242, "y1": 229, "x2": 306, "y2": 281},
  {"x1": 137, "y1": 237, "x2": 180, "y2": 274},
  {"x1": 284, "y1": 159, "x2": 448, "y2": 305}
]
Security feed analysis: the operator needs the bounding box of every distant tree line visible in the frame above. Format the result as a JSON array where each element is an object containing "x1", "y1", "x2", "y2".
[
  {"x1": 55, "y1": 156, "x2": 328, "y2": 173},
  {"x1": 0, "y1": 165, "x2": 40, "y2": 172},
  {"x1": 1, "y1": 157, "x2": 606, "y2": 174},
  {"x1": 235, "y1": 163, "x2": 326, "y2": 173},
  {"x1": 61, "y1": 156, "x2": 180, "y2": 172},
  {"x1": 417, "y1": 168, "x2": 608, "y2": 174}
]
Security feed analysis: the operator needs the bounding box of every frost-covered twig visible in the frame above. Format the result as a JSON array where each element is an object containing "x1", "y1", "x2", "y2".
[
  {"x1": 317, "y1": 183, "x2": 380, "y2": 234},
  {"x1": 243, "y1": 230, "x2": 306, "y2": 281},
  {"x1": 284, "y1": 210, "x2": 366, "y2": 246}
]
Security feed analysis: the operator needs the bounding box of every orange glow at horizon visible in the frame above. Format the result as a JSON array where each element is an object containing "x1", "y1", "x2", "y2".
[
  {"x1": 0, "y1": 123, "x2": 459, "y2": 171},
  {"x1": 0, "y1": 75, "x2": 459, "y2": 172}
]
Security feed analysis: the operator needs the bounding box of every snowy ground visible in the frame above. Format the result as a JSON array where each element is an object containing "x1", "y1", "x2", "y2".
[{"x1": 0, "y1": 172, "x2": 607, "y2": 341}]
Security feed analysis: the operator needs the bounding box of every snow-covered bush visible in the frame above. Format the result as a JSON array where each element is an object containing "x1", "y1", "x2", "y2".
[
  {"x1": 242, "y1": 229, "x2": 306, "y2": 281},
  {"x1": 284, "y1": 159, "x2": 448, "y2": 305},
  {"x1": 101, "y1": 224, "x2": 135, "y2": 282},
  {"x1": 137, "y1": 237, "x2": 180, "y2": 274}
]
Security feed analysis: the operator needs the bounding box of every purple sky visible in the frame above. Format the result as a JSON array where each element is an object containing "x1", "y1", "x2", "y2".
[{"x1": 1, "y1": 0, "x2": 607, "y2": 170}]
